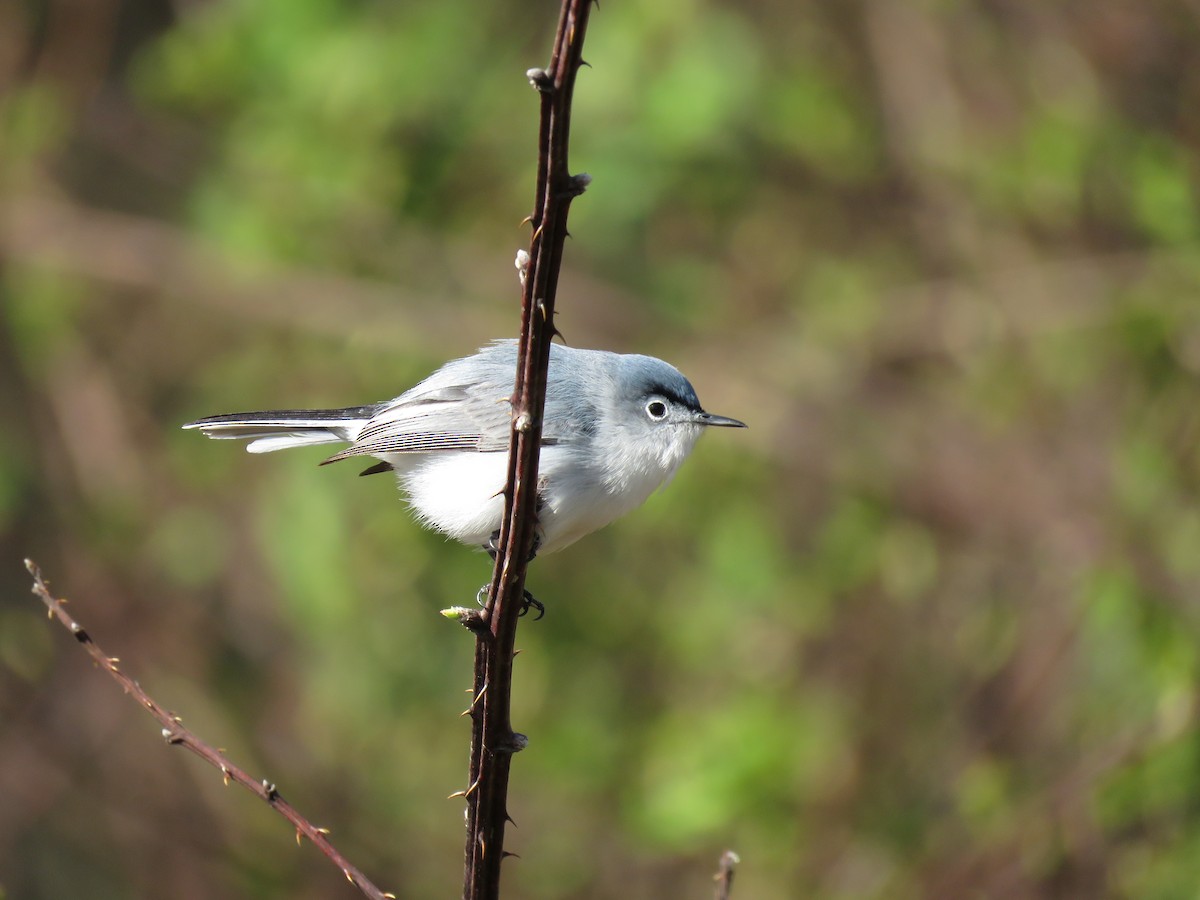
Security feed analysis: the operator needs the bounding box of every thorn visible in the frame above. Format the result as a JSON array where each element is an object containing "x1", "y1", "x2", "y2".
[
  {"x1": 296, "y1": 827, "x2": 303, "y2": 847},
  {"x1": 520, "y1": 214, "x2": 534, "y2": 227},
  {"x1": 317, "y1": 827, "x2": 331, "y2": 836},
  {"x1": 531, "y1": 223, "x2": 544, "y2": 243},
  {"x1": 343, "y1": 868, "x2": 354, "y2": 885},
  {"x1": 464, "y1": 682, "x2": 488, "y2": 716},
  {"x1": 221, "y1": 765, "x2": 231, "y2": 786},
  {"x1": 580, "y1": 58, "x2": 592, "y2": 68},
  {"x1": 450, "y1": 775, "x2": 482, "y2": 800},
  {"x1": 468, "y1": 681, "x2": 487, "y2": 715},
  {"x1": 502, "y1": 851, "x2": 522, "y2": 860},
  {"x1": 262, "y1": 780, "x2": 278, "y2": 800},
  {"x1": 506, "y1": 811, "x2": 518, "y2": 827}
]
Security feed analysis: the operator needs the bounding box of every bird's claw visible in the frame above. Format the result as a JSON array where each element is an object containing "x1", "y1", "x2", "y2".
[
  {"x1": 483, "y1": 529, "x2": 542, "y2": 563},
  {"x1": 520, "y1": 590, "x2": 545, "y2": 620},
  {"x1": 475, "y1": 584, "x2": 545, "y2": 620}
]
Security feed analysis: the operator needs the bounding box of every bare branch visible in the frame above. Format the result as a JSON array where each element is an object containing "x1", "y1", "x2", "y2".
[
  {"x1": 23, "y1": 559, "x2": 396, "y2": 900},
  {"x1": 461, "y1": 2, "x2": 594, "y2": 898},
  {"x1": 714, "y1": 850, "x2": 740, "y2": 900}
]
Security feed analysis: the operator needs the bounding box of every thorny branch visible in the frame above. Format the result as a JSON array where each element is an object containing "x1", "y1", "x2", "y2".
[
  {"x1": 460, "y1": 1, "x2": 594, "y2": 898},
  {"x1": 714, "y1": 850, "x2": 740, "y2": 900},
  {"x1": 23, "y1": 559, "x2": 394, "y2": 900}
]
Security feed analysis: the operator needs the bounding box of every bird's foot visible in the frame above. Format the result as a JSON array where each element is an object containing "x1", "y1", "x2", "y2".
[
  {"x1": 474, "y1": 583, "x2": 545, "y2": 620},
  {"x1": 520, "y1": 590, "x2": 545, "y2": 620},
  {"x1": 485, "y1": 531, "x2": 501, "y2": 560},
  {"x1": 483, "y1": 529, "x2": 541, "y2": 563}
]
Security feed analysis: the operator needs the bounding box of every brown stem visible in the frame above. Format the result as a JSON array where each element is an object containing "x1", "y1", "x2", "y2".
[
  {"x1": 460, "y1": 2, "x2": 594, "y2": 898},
  {"x1": 23, "y1": 559, "x2": 396, "y2": 900},
  {"x1": 714, "y1": 850, "x2": 740, "y2": 900}
]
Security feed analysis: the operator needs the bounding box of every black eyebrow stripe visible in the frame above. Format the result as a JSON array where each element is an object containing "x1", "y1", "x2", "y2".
[{"x1": 646, "y1": 383, "x2": 697, "y2": 409}]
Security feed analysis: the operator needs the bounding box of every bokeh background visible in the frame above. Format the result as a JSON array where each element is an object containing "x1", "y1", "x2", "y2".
[{"x1": 3, "y1": 1, "x2": 1200, "y2": 897}]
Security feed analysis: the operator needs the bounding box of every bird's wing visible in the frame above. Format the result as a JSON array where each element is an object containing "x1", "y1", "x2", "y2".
[
  {"x1": 323, "y1": 381, "x2": 517, "y2": 463},
  {"x1": 321, "y1": 341, "x2": 595, "y2": 464}
]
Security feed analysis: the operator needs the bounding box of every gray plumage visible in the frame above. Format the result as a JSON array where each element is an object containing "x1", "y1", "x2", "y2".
[{"x1": 184, "y1": 341, "x2": 744, "y2": 554}]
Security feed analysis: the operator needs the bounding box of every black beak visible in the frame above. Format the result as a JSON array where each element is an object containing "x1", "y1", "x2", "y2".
[{"x1": 696, "y1": 411, "x2": 747, "y2": 428}]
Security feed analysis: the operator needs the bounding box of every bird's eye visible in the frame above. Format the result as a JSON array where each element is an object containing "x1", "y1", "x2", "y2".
[{"x1": 646, "y1": 400, "x2": 668, "y2": 420}]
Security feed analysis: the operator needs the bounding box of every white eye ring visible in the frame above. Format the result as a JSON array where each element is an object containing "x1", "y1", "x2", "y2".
[{"x1": 646, "y1": 400, "x2": 668, "y2": 420}]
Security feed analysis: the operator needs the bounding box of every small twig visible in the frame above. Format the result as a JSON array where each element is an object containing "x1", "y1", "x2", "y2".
[
  {"x1": 714, "y1": 850, "x2": 740, "y2": 900},
  {"x1": 460, "y1": 2, "x2": 593, "y2": 899},
  {"x1": 23, "y1": 559, "x2": 395, "y2": 900}
]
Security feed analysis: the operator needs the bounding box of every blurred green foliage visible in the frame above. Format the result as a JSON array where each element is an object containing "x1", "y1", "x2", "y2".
[{"x1": 3, "y1": 0, "x2": 1200, "y2": 898}]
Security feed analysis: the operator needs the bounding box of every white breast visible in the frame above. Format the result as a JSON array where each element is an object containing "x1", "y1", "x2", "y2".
[
  {"x1": 534, "y1": 431, "x2": 697, "y2": 554},
  {"x1": 387, "y1": 424, "x2": 699, "y2": 554},
  {"x1": 394, "y1": 452, "x2": 509, "y2": 547},
  {"x1": 392, "y1": 447, "x2": 633, "y2": 554}
]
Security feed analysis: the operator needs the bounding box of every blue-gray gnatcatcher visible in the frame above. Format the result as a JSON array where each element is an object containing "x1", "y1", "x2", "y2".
[{"x1": 184, "y1": 340, "x2": 745, "y2": 555}]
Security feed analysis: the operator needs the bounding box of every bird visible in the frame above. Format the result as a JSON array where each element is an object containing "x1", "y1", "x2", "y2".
[{"x1": 184, "y1": 340, "x2": 745, "y2": 556}]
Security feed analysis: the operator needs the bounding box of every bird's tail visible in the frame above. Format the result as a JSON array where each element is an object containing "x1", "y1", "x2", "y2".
[{"x1": 182, "y1": 405, "x2": 381, "y2": 454}]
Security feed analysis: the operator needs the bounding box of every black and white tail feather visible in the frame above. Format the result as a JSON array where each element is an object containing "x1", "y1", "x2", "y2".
[{"x1": 186, "y1": 406, "x2": 385, "y2": 456}]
